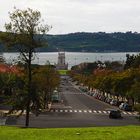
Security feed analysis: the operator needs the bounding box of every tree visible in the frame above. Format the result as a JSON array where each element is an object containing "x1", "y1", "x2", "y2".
[
  {"x1": 33, "y1": 65, "x2": 60, "y2": 109},
  {"x1": 0, "y1": 71, "x2": 27, "y2": 116},
  {"x1": 1, "y1": 8, "x2": 50, "y2": 127},
  {"x1": 100, "y1": 76, "x2": 113, "y2": 96},
  {"x1": 124, "y1": 54, "x2": 140, "y2": 69},
  {"x1": 0, "y1": 73, "x2": 16, "y2": 96},
  {"x1": 124, "y1": 54, "x2": 135, "y2": 69},
  {"x1": 128, "y1": 82, "x2": 140, "y2": 104}
]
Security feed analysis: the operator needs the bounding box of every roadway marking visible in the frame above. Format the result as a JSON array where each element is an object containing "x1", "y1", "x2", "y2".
[
  {"x1": 65, "y1": 110, "x2": 68, "y2": 113},
  {"x1": 133, "y1": 112, "x2": 138, "y2": 115},
  {"x1": 103, "y1": 111, "x2": 107, "y2": 114},
  {"x1": 88, "y1": 110, "x2": 92, "y2": 113},
  {"x1": 122, "y1": 112, "x2": 127, "y2": 115},
  {"x1": 60, "y1": 110, "x2": 63, "y2": 113},
  {"x1": 98, "y1": 111, "x2": 102, "y2": 113},
  {"x1": 84, "y1": 110, "x2": 87, "y2": 113},
  {"x1": 49, "y1": 109, "x2": 136, "y2": 116},
  {"x1": 127, "y1": 112, "x2": 132, "y2": 115}
]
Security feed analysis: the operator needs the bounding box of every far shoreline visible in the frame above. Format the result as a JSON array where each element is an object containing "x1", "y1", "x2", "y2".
[{"x1": 2, "y1": 51, "x2": 140, "y2": 53}]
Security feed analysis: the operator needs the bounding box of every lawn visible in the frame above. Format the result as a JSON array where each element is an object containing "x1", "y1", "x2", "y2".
[
  {"x1": 0, "y1": 126, "x2": 140, "y2": 140},
  {"x1": 58, "y1": 70, "x2": 69, "y2": 75}
]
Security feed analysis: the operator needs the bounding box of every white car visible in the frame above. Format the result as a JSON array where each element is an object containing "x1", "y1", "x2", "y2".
[{"x1": 119, "y1": 103, "x2": 124, "y2": 109}]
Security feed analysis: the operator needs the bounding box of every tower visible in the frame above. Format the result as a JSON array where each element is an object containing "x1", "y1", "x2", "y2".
[
  {"x1": 56, "y1": 52, "x2": 68, "y2": 70},
  {"x1": 58, "y1": 52, "x2": 65, "y2": 66}
]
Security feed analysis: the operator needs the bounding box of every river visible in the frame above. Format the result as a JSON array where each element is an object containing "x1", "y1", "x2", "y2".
[{"x1": 3, "y1": 52, "x2": 138, "y2": 69}]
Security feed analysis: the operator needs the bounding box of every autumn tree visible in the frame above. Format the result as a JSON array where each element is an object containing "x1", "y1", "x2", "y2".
[
  {"x1": 1, "y1": 8, "x2": 50, "y2": 127},
  {"x1": 128, "y1": 81, "x2": 140, "y2": 104},
  {"x1": 33, "y1": 65, "x2": 60, "y2": 109}
]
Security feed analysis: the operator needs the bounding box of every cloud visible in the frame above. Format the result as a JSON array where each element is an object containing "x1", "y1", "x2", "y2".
[{"x1": 1, "y1": 0, "x2": 140, "y2": 34}]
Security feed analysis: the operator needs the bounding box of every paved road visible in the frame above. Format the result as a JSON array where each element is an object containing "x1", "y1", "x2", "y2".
[
  {"x1": 60, "y1": 81, "x2": 117, "y2": 111},
  {"x1": 4, "y1": 77, "x2": 140, "y2": 127},
  {"x1": 15, "y1": 113, "x2": 139, "y2": 128}
]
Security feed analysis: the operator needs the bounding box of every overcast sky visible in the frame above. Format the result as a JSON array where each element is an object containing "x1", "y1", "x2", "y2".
[{"x1": 1, "y1": 0, "x2": 140, "y2": 34}]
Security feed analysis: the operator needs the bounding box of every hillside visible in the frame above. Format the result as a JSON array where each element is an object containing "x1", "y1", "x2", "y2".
[{"x1": 1, "y1": 32, "x2": 140, "y2": 52}]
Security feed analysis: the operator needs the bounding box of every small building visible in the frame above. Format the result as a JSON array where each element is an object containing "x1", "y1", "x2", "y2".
[{"x1": 55, "y1": 52, "x2": 68, "y2": 70}]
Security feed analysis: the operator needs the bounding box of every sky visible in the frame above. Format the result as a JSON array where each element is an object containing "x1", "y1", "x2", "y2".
[{"x1": 0, "y1": 0, "x2": 140, "y2": 34}]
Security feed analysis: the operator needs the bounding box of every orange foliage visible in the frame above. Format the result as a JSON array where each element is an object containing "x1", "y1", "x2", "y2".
[
  {"x1": 0, "y1": 64, "x2": 23, "y2": 76},
  {"x1": 93, "y1": 68, "x2": 113, "y2": 76}
]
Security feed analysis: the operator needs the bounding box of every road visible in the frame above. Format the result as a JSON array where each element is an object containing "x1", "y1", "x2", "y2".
[
  {"x1": 4, "y1": 76, "x2": 140, "y2": 127},
  {"x1": 60, "y1": 81, "x2": 117, "y2": 111}
]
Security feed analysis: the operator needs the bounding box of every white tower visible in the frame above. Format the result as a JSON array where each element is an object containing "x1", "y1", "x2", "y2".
[
  {"x1": 56, "y1": 52, "x2": 68, "y2": 70},
  {"x1": 58, "y1": 52, "x2": 65, "y2": 66}
]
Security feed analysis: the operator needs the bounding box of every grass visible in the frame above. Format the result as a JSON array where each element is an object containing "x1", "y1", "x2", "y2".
[
  {"x1": 58, "y1": 70, "x2": 69, "y2": 75},
  {"x1": 0, "y1": 126, "x2": 140, "y2": 140}
]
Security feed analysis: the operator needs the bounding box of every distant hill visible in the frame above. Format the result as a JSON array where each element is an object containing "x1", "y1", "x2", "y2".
[{"x1": 1, "y1": 32, "x2": 140, "y2": 52}]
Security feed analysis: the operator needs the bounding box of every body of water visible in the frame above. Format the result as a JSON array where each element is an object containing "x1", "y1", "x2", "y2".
[{"x1": 3, "y1": 52, "x2": 138, "y2": 69}]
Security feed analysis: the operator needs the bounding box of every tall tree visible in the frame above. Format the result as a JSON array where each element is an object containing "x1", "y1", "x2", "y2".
[
  {"x1": 33, "y1": 65, "x2": 60, "y2": 109},
  {"x1": 1, "y1": 8, "x2": 50, "y2": 127}
]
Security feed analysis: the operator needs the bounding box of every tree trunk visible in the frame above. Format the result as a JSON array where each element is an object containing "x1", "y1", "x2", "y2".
[
  {"x1": 25, "y1": 99, "x2": 30, "y2": 127},
  {"x1": 44, "y1": 92, "x2": 47, "y2": 109},
  {"x1": 25, "y1": 50, "x2": 32, "y2": 127}
]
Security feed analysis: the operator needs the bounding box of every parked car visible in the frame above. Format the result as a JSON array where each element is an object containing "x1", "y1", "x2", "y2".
[
  {"x1": 94, "y1": 94, "x2": 100, "y2": 99},
  {"x1": 116, "y1": 101, "x2": 124, "y2": 107},
  {"x1": 105, "y1": 98, "x2": 112, "y2": 104},
  {"x1": 119, "y1": 103, "x2": 124, "y2": 109},
  {"x1": 89, "y1": 92, "x2": 94, "y2": 96},
  {"x1": 92, "y1": 93, "x2": 98, "y2": 99},
  {"x1": 79, "y1": 86, "x2": 88, "y2": 92},
  {"x1": 109, "y1": 109, "x2": 122, "y2": 119},
  {"x1": 110, "y1": 99, "x2": 118, "y2": 106},
  {"x1": 119, "y1": 103, "x2": 132, "y2": 111},
  {"x1": 100, "y1": 95, "x2": 106, "y2": 101},
  {"x1": 98, "y1": 95, "x2": 102, "y2": 100},
  {"x1": 87, "y1": 91, "x2": 91, "y2": 95},
  {"x1": 124, "y1": 105, "x2": 132, "y2": 111}
]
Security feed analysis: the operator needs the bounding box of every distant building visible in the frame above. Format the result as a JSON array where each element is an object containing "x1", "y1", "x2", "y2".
[{"x1": 55, "y1": 52, "x2": 68, "y2": 70}]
